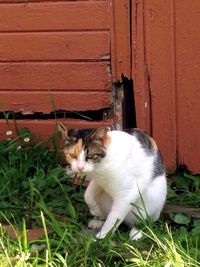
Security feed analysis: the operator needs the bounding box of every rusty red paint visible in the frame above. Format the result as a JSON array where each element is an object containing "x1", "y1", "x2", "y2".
[
  {"x1": 0, "y1": 62, "x2": 111, "y2": 91},
  {"x1": 0, "y1": 120, "x2": 113, "y2": 140},
  {"x1": 143, "y1": 0, "x2": 177, "y2": 173},
  {"x1": 110, "y1": 0, "x2": 131, "y2": 80},
  {"x1": 175, "y1": 0, "x2": 200, "y2": 173},
  {"x1": 131, "y1": 0, "x2": 151, "y2": 134},
  {"x1": 132, "y1": 0, "x2": 200, "y2": 173},
  {"x1": 0, "y1": 91, "x2": 112, "y2": 113},
  {"x1": 0, "y1": 1, "x2": 109, "y2": 31},
  {"x1": 0, "y1": 32, "x2": 110, "y2": 61}
]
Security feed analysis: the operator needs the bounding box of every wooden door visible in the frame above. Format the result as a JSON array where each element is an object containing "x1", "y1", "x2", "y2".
[{"x1": 132, "y1": 0, "x2": 200, "y2": 173}]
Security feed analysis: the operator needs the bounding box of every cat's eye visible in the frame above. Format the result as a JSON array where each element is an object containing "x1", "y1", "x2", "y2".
[
  {"x1": 92, "y1": 154, "x2": 99, "y2": 160},
  {"x1": 88, "y1": 154, "x2": 99, "y2": 160},
  {"x1": 70, "y1": 153, "x2": 77, "y2": 159}
]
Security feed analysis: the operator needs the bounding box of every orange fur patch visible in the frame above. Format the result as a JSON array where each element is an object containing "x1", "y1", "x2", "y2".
[
  {"x1": 149, "y1": 137, "x2": 158, "y2": 150},
  {"x1": 102, "y1": 133, "x2": 111, "y2": 146},
  {"x1": 64, "y1": 138, "x2": 83, "y2": 164}
]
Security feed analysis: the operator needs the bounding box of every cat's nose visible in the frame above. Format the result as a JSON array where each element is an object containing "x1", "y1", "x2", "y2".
[
  {"x1": 77, "y1": 162, "x2": 84, "y2": 172},
  {"x1": 78, "y1": 166, "x2": 84, "y2": 172}
]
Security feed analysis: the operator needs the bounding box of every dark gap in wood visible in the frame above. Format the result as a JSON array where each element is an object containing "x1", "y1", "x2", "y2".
[
  {"x1": 122, "y1": 76, "x2": 136, "y2": 129},
  {"x1": 0, "y1": 108, "x2": 111, "y2": 122}
]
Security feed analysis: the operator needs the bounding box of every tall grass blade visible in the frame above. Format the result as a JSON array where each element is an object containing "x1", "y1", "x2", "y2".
[{"x1": 40, "y1": 211, "x2": 51, "y2": 261}]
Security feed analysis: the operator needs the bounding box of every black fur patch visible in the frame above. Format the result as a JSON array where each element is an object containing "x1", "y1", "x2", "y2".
[
  {"x1": 152, "y1": 150, "x2": 165, "y2": 178},
  {"x1": 64, "y1": 128, "x2": 94, "y2": 148},
  {"x1": 125, "y1": 128, "x2": 165, "y2": 178},
  {"x1": 125, "y1": 128, "x2": 154, "y2": 154}
]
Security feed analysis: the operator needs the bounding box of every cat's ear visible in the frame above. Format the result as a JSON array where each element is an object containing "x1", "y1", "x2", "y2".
[
  {"x1": 57, "y1": 121, "x2": 70, "y2": 141},
  {"x1": 91, "y1": 126, "x2": 111, "y2": 141}
]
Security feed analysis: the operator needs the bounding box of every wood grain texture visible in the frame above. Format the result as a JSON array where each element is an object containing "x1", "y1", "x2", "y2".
[
  {"x1": 143, "y1": 0, "x2": 177, "y2": 173},
  {"x1": 0, "y1": 91, "x2": 112, "y2": 113},
  {"x1": 0, "y1": 32, "x2": 110, "y2": 61},
  {"x1": 131, "y1": 0, "x2": 151, "y2": 133},
  {"x1": 0, "y1": 1, "x2": 109, "y2": 31},
  {"x1": 175, "y1": 0, "x2": 200, "y2": 173},
  {"x1": 0, "y1": 62, "x2": 111, "y2": 91},
  {"x1": 0, "y1": 119, "x2": 112, "y2": 140},
  {"x1": 111, "y1": 0, "x2": 131, "y2": 80}
]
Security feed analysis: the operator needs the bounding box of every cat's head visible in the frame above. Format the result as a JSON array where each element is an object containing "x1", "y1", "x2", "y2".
[{"x1": 57, "y1": 122, "x2": 110, "y2": 174}]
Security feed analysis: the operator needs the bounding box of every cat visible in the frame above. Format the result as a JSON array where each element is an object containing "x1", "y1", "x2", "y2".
[{"x1": 58, "y1": 122, "x2": 167, "y2": 240}]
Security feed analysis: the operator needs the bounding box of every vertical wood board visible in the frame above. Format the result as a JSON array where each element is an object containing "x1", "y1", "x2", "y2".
[
  {"x1": 131, "y1": 0, "x2": 151, "y2": 133},
  {"x1": 110, "y1": 0, "x2": 131, "y2": 80},
  {"x1": 143, "y1": 0, "x2": 177, "y2": 172},
  {"x1": 175, "y1": 0, "x2": 200, "y2": 173}
]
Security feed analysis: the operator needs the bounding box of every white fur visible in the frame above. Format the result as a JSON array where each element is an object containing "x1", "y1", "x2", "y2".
[{"x1": 71, "y1": 130, "x2": 167, "y2": 240}]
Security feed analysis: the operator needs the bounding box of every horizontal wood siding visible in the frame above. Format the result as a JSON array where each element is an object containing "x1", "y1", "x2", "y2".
[
  {"x1": 0, "y1": 119, "x2": 113, "y2": 141},
  {"x1": 0, "y1": 63, "x2": 110, "y2": 90},
  {"x1": 0, "y1": 1, "x2": 109, "y2": 31},
  {"x1": 0, "y1": 0, "x2": 112, "y2": 138},
  {"x1": 0, "y1": 32, "x2": 110, "y2": 61},
  {"x1": 0, "y1": 91, "x2": 111, "y2": 113}
]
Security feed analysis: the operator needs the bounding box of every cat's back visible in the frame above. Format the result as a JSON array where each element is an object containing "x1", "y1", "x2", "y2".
[
  {"x1": 107, "y1": 129, "x2": 136, "y2": 148},
  {"x1": 108, "y1": 128, "x2": 156, "y2": 151},
  {"x1": 106, "y1": 128, "x2": 164, "y2": 177},
  {"x1": 125, "y1": 128, "x2": 158, "y2": 153},
  {"x1": 106, "y1": 128, "x2": 160, "y2": 164}
]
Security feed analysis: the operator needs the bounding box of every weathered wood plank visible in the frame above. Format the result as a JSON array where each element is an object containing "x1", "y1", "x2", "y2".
[
  {"x1": 0, "y1": 91, "x2": 112, "y2": 113},
  {"x1": 131, "y1": 0, "x2": 151, "y2": 134},
  {"x1": 0, "y1": 1, "x2": 109, "y2": 32},
  {"x1": 175, "y1": 0, "x2": 200, "y2": 173},
  {"x1": 0, "y1": 119, "x2": 112, "y2": 140},
  {"x1": 0, "y1": 32, "x2": 110, "y2": 61},
  {"x1": 0, "y1": 62, "x2": 111, "y2": 91},
  {"x1": 111, "y1": 0, "x2": 131, "y2": 80},
  {"x1": 143, "y1": 0, "x2": 177, "y2": 173}
]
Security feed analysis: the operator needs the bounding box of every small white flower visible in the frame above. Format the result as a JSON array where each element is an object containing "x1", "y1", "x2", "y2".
[
  {"x1": 6, "y1": 130, "x2": 12, "y2": 136},
  {"x1": 24, "y1": 137, "x2": 30, "y2": 143},
  {"x1": 7, "y1": 138, "x2": 11, "y2": 141},
  {"x1": 15, "y1": 252, "x2": 31, "y2": 261},
  {"x1": 17, "y1": 146, "x2": 22, "y2": 150}
]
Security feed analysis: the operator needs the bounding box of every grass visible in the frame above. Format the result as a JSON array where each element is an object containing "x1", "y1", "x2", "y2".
[{"x1": 0, "y1": 127, "x2": 199, "y2": 266}]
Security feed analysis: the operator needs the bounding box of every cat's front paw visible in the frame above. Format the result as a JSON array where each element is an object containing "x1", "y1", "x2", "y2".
[
  {"x1": 129, "y1": 227, "x2": 143, "y2": 241},
  {"x1": 95, "y1": 231, "x2": 107, "y2": 239},
  {"x1": 88, "y1": 219, "x2": 104, "y2": 229},
  {"x1": 89, "y1": 206, "x2": 104, "y2": 219}
]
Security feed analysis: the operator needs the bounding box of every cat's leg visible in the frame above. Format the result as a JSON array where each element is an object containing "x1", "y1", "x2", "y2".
[
  {"x1": 84, "y1": 180, "x2": 105, "y2": 221},
  {"x1": 125, "y1": 174, "x2": 167, "y2": 240},
  {"x1": 133, "y1": 174, "x2": 167, "y2": 222},
  {"x1": 129, "y1": 227, "x2": 143, "y2": 240},
  {"x1": 96, "y1": 199, "x2": 133, "y2": 239},
  {"x1": 88, "y1": 191, "x2": 112, "y2": 229},
  {"x1": 96, "y1": 177, "x2": 155, "y2": 239},
  {"x1": 88, "y1": 190, "x2": 112, "y2": 230}
]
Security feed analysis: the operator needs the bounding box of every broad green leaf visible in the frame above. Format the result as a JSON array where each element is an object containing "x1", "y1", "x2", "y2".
[{"x1": 170, "y1": 213, "x2": 191, "y2": 225}]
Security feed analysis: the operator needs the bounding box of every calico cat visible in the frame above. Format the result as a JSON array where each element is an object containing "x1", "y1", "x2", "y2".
[{"x1": 58, "y1": 122, "x2": 167, "y2": 240}]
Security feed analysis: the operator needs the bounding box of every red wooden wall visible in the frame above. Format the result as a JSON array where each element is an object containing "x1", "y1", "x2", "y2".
[
  {"x1": 0, "y1": 0, "x2": 131, "y2": 140},
  {"x1": 0, "y1": 0, "x2": 115, "y2": 138},
  {"x1": 132, "y1": 0, "x2": 200, "y2": 174}
]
